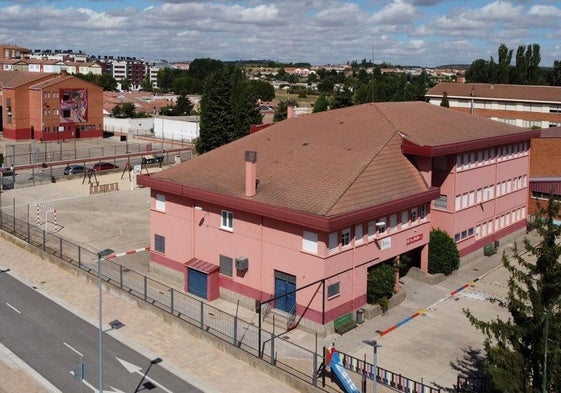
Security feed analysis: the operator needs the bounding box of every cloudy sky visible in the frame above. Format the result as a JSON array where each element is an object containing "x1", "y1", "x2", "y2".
[{"x1": 1, "y1": 0, "x2": 560, "y2": 67}]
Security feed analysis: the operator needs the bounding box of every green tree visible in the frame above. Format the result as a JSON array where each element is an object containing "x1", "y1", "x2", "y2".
[
  {"x1": 367, "y1": 263, "x2": 395, "y2": 312},
  {"x1": 465, "y1": 59, "x2": 491, "y2": 83},
  {"x1": 248, "y1": 79, "x2": 275, "y2": 101},
  {"x1": 141, "y1": 73, "x2": 153, "y2": 92},
  {"x1": 97, "y1": 73, "x2": 118, "y2": 91},
  {"x1": 312, "y1": 94, "x2": 329, "y2": 113},
  {"x1": 195, "y1": 65, "x2": 262, "y2": 154},
  {"x1": 188, "y1": 58, "x2": 224, "y2": 82},
  {"x1": 440, "y1": 92, "x2": 450, "y2": 108},
  {"x1": 330, "y1": 87, "x2": 354, "y2": 109},
  {"x1": 317, "y1": 76, "x2": 335, "y2": 94},
  {"x1": 174, "y1": 94, "x2": 194, "y2": 115},
  {"x1": 112, "y1": 102, "x2": 136, "y2": 118},
  {"x1": 428, "y1": 229, "x2": 460, "y2": 275},
  {"x1": 464, "y1": 196, "x2": 561, "y2": 392},
  {"x1": 120, "y1": 78, "x2": 131, "y2": 92},
  {"x1": 273, "y1": 99, "x2": 298, "y2": 122}
]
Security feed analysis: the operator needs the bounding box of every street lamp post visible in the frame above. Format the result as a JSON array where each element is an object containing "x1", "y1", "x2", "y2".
[
  {"x1": 366, "y1": 340, "x2": 382, "y2": 393},
  {"x1": 97, "y1": 248, "x2": 114, "y2": 393}
]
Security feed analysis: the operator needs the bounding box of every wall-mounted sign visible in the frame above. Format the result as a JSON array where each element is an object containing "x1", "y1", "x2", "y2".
[
  {"x1": 380, "y1": 237, "x2": 391, "y2": 250},
  {"x1": 406, "y1": 233, "x2": 423, "y2": 245}
]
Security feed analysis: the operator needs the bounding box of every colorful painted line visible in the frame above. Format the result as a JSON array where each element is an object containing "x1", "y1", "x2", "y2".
[
  {"x1": 380, "y1": 309, "x2": 427, "y2": 336},
  {"x1": 379, "y1": 278, "x2": 479, "y2": 337},
  {"x1": 106, "y1": 246, "x2": 150, "y2": 259}
]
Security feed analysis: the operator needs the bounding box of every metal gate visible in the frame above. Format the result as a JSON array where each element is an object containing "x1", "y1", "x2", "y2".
[
  {"x1": 274, "y1": 271, "x2": 296, "y2": 313},
  {"x1": 187, "y1": 268, "x2": 207, "y2": 299}
]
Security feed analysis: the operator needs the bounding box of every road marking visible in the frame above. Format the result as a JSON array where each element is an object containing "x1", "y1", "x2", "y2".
[
  {"x1": 69, "y1": 370, "x2": 125, "y2": 393},
  {"x1": 117, "y1": 357, "x2": 174, "y2": 393},
  {"x1": 6, "y1": 303, "x2": 21, "y2": 313},
  {"x1": 64, "y1": 342, "x2": 84, "y2": 357}
]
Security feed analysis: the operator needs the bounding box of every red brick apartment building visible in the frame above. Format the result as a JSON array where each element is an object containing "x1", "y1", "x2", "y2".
[
  {"x1": 529, "y1": 126, "x2": 561, "y2": 221},
  {"x1": 427, "y1": 82, "x2": 561, "y2": 129},
  {"x1": 0, "y1": 70, "x2": 103, "y2": 141}
]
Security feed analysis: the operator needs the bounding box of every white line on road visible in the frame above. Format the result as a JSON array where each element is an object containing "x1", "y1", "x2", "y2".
[
  {"x1": 6, "y1": 302, "x2": 21, "y2": 313},
  {"x1": 63, "y1": 342, "x2": 84, "y2": 357}
]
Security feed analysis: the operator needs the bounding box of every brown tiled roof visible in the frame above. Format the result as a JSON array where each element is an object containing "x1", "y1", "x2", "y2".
[
  {"x1": 427, "y1": 82, "x2": 561, "y2": 103},
  {"x1": 0, "y1": 70, "x2": 56, "y2": 88},
  {"x1": 30, "y1": 75, "x2": 76, "y2": 89},
  {"x1": 149, "y1": 102, "x2": 533, "y2": 217},
  {"x1": 375, "y1": 101, "x2": 533, "y2": 148},
  {"x1": 540, "y1": 126, "x2": 561, "y2": 138}
]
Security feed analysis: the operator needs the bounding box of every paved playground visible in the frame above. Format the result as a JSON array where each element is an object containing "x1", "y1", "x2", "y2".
[{"x1": 0, "y1": 165, "x2": 537, "y2": 393}]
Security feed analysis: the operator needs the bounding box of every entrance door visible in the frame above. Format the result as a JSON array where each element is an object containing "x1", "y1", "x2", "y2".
[
  {"x1": 274, "y1": 271, "x2": 296, "y2": 313},
  {"x1": 187, "y1": 268, "x2": 207, "y2": 299}
]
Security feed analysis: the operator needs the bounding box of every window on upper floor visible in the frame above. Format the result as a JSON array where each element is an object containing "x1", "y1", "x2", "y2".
[
  {"x1": 302, "y1": 230, "x2": 318, "y2": 253},
  {"x1": 401, "y1": 210, "x2": 409, "y2": 228},
  {"x1": 221, "y1": 210, "x2": 233, "y2": 231},
  {"x1": 328, "y1": 232, "x2": 338, "y2": 251},
  {"x1": 155, "y1": 194, "x2": 165, "y2": 212},
  {"x1": 354, "y1": 224, "x2": 363, "y2": 244},
  {"x1": 341, "y1": 228, "x2": 351, "y2": 247}
]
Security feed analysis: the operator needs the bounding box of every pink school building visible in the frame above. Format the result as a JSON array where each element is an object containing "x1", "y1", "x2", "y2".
[{"x1": 138, "y1": 102, "x2": 538, "y2": 331}]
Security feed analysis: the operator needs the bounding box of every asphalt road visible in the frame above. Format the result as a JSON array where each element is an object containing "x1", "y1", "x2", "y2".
[{"x1": 0, "y1": 270, "x2": 203, "y2": 393}]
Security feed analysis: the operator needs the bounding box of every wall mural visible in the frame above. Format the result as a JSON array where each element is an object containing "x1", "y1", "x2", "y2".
[{"x1": 59, "y1": 88, "x2": 87, "y2": 123}]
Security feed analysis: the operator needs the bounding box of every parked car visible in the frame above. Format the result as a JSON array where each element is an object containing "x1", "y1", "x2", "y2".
[
  {"x1": 141, "y1": 154, "x2": 165, "y2": 165},
  {"x1": 63, "y1": 164, "x2": 86, "y2": 175},
  {"x1": 93, "y1": 162, "x2": 118, "y2": 171}
]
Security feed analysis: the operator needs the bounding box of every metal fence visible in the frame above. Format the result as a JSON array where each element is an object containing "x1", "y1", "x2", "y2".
[{"x1": 0, "y1": 204, "x2": 441, "y2": 393}]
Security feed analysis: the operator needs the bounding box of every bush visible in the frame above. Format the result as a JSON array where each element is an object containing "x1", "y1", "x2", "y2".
[
  {"x1": 428, "y1": 229, "x2": 460, "y2": 275},
  {"x1": 367, "y1": 263, "x2": 395, "y2": 310}
]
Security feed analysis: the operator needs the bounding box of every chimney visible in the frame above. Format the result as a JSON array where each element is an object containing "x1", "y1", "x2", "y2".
[
  {"x1": 245, "y1": 151, "x2": 257, "y2": 197},
  {"x1": 287, "y1": 104, "x2": 295, "y2": 119}
]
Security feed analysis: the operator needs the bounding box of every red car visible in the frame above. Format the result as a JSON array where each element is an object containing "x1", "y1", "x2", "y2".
[{"x1": 93, "y1": 162, "x2": 119, "y2": 171}]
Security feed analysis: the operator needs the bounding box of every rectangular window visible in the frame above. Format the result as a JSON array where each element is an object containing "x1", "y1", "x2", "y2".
[
  {"x1": 377, "y1": 218, "x2": 387, "y2": 235},
  {"x1": 328, "y1": 232, "x2": 338, "y2": 251},
  {"x1": 456, "y1": 154, "x2": 462, "y2": 169},
  {"x1": 455, "y1": 195, "x2": 461, "y2": 210},
  {"x1": 302, "y1": 230, "x2": 319, "y2": 253},
  {"x1": 389, "y1": 214, "x2": 398, "y2": 231},
  {"x1": 462, "y1": 193, "x2": 468, "y2": 208},
  {"x1": 327, "y1": 282, "x2": 340, "y2": 298},
  {"x1": 341, "y1": 228, "x2": 351, "y2": 247},
  {"x1": 488, "y1": 221, "x2": 493, "y2": 234},
  {"x1": 401, "y1": 211, "x2": 409, "y2": 227},
  {"x1": 221, "y1": 210, "x2": 233, "y2": 230},
  {"x1": 410, "y1": 208, "x2": 418, "y2": 222},
  {"x1": 367, "y1": 220, "x2": 377, "y2": 239},
  {"x1": 154, "y1": 234, "x2": 165, "y2": 253},
  {"x1": 155, "y1": 194, "x2": 165, "y2": 212},
  {"x1": 476, "y1": 188, "x2": 482, "y2": 203},
  {"x1": 463, "y1": 153, "x2": 469, "y2": 168},
  {"x1": 496, "y1": 183, "x2": 501, "y2": 197},
  {"x1": 420, "y1": 204, "x2": 427, "y2": 219},
  {"x1": 219, "y1": 255, "x2": 233, "y2": 277},
  {"x1": 354, "y1": 224, "x2": 363, "y2": 244},
  {"x1": 469, "y1": 152, "x2": 475, "y2": 168},
  {"x1": 454, "y1": 233, "x2": 460, "y2": 242},
  {"x1": 468, "y1": 227, "x2": 474, "y2": 236},
  {"x1": 469, "y1": 191, "x2": 475, "y2": 206},
  {"x1": 477, "y1": 151, "x2": 483, "y2": 164}
]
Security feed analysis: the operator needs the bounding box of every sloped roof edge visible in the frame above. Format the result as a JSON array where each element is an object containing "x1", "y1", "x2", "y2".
[{"x1": 138, "y1": 175, "x2": 440, "y2": 232}]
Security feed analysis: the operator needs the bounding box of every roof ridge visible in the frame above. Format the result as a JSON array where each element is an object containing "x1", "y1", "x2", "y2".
[{"x1": 323, "y1": 104, "x2": 399, "y2": 215}]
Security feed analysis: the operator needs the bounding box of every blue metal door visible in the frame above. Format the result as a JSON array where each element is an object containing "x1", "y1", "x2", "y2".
[
  {"x1": 274, "y1": 271, "x2": 296, "y2": 313},
  {"x1": 188, "y1": 268, "x2": 207, "y2": 299}
]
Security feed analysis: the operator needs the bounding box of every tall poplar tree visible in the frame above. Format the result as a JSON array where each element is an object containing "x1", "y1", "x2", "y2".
[
  {"x1": 464, "y1": 196, "x2": 561, "y2": 392},
  {"x1": 195, "y1": 65, "x2": 262, "y2": 154}
]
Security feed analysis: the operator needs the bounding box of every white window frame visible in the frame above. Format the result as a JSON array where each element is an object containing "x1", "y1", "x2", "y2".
[
  {"x1": 341, "y1": 228, "x2": 351, "y2": 247},
  {"x1": 221, "y1": 210, "x2": 234, "y2": 231},
  {"x1": 302, "y1": 230, "x2": 318, "y2": 253},
  {"x1": 155, "y1": 193, "x2": 165, "y2": 212}
]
